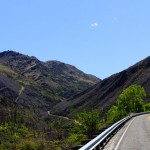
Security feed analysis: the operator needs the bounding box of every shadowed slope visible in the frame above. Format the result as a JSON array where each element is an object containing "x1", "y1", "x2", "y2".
[{"x1": 51, "y1": 56, "x2": 150, "y2": 116}]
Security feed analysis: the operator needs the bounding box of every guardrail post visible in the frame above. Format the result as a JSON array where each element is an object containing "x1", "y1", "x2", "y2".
[{"x1": 96, "y1": 144, "x2": 101, "y2": 150}]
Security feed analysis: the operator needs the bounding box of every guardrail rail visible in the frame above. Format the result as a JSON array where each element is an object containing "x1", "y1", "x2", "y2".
[{"x1": 78, "y1": 112, "x2": 150, "y2": 150}]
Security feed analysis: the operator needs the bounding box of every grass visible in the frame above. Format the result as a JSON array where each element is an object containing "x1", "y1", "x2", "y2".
[
  {"x1": 0, "y1": 64, "x2": 15, "y2": 73},
  {"x1": 19, "y1": 86, "x2": 25, "y2": 95}
]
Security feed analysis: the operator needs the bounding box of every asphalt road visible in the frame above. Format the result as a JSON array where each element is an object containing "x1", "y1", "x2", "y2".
[{"x1": 104, "y1": 114, "x2": 150, "y2": 150}]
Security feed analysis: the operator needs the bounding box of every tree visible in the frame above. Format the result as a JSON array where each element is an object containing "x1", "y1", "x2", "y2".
[
  {"x1": 117, "y1": 85, "x2": 146, "y2": 116},
  {"x1": 144, "y1": 103, "x2": 150, "y2": 112},
  {"x1": 72, "y1": 109, "x2": 102, "y2": 138},
  {"x1": 107, "y1": 85, "x2": 146, "y2": 123},
  {"x1": 107, "y1": 105, "x2": 120, "y2": 124}
]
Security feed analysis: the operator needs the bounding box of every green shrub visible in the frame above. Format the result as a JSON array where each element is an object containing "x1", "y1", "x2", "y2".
[
  {"x1": 144, "y1": 103, "x2": 150, "y2": 111},
  {"x1": 72, "y1": 109, "x2": 102, "y2": 138},
  {"x1": 21, "y1": 143, "x2": 34, "y2": 150},
  {"x1": 67, "y1": 133, "x2": 87, "y2": 145}
]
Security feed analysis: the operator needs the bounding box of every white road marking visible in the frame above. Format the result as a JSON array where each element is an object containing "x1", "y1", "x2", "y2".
[{"x1": 114, "y1": 117, "x2": 136, "y2": 150}]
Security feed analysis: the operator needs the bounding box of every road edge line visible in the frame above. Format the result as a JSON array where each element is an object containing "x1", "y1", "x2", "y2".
[{"x1": 114, "y1": 117, "x2": 136, "y2": 150}]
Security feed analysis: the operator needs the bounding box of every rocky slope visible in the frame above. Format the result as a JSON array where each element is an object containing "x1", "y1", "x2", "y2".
[
  {"x1": 0, "y1": 50, "x2": 100, "y2": 116},
  {"x1": 51, "y1": 56, "x2": 150, "y2": 116},
  {"x1": 44, "y1": 60, "x2": 99, "y2": 98}
]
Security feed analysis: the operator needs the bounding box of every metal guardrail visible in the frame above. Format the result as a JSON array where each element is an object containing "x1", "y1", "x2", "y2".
[{"x1": 79, "y1": 112, "x2": 150, "y2": 150}]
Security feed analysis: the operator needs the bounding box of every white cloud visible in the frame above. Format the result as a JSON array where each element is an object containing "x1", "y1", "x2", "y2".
[{"x1": 91, "y1": 22, "x2": 99, "y2": 27}]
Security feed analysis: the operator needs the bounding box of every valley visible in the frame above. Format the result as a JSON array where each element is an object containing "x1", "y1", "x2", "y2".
[{"x1": 0, "y1": 50, "x2": 150, "y2": 150}]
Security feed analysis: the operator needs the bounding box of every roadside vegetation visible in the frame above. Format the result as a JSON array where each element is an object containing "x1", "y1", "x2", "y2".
[
  {"x1": 68, "y1": 109, "x2": 103, "y2": 146},
  {"x1": 1, "y1": 84, "x2": 150, "y2": 149},
  {"x1": 107, "y1": 85, "x2": 148, "y2": 124},
  {"x1": 67, "y1": 84, "x2": 150, "y2": 147}
]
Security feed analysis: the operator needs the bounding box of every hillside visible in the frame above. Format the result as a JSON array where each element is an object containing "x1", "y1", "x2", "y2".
[
  {"x1": 1, "y1": 51, "x2": 149, "y2": 149},
  {"x1": 51, "y1": 56, "x2": 150, "y2": 116},
  {"x1": 0, "y1": 50, "x2": 100, "y2": 113},
  {"x1": 44, "y1": 60, "x2": 99, "y2": 98}
]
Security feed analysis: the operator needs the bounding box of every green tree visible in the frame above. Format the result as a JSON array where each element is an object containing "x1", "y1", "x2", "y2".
[
  {"x1": 144, "y1": 103, "x2": 150, "y2": 111},
  {"x1": 72, "y1": 109, "x2": 102, "y2": 138},
  {"x1": 107, "y1": 105, "x2": 120, "y2": 124},
  {"x1": 107, "y1": 85, "x2": 146, "y2": 123},
  {"x1": 117, "y1": 85, "x2": 146, "y2": 116}
]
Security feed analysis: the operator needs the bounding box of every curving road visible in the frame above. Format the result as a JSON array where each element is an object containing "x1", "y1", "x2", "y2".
[{"x1": 104, "y1": 114, "x2": 150, "y2": 150}]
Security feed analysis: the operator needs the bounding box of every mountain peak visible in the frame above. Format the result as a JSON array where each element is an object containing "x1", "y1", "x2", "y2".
[
  {"x1": 0, "y1": 50, "x2": 20, "y2": 57},
  {"x1": 0, "y1": 50, "x2": 100, "y2": 99},
  {"x1": 0, "y1": 50, "x2": 38, "y2": 60}
]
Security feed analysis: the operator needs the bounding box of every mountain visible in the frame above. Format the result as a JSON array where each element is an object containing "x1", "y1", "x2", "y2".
[
  {"x1": 44, "y1": 60, "x2": 100, "y2": 98},
  {"x1": 51, "y1": 56, "x2": 150, "y2": 116},
  {"x1": 0, "y1": 50, "x2": 100, "y2": 115}
]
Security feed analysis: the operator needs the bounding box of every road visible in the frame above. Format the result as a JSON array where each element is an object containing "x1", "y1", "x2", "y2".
[{"x1": 104, "y1": 114, "x2": 150, "y2": 150}]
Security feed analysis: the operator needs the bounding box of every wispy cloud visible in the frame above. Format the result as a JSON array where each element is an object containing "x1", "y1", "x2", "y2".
[{"x1": 91, "y1": 22, "x2": 99, "y2": 27}]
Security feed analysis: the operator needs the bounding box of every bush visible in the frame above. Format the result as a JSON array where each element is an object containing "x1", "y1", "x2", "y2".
[
  {"x1": 21, "y1": 143, "x2": 34, "y2": 150},
  {"x1": 144, "y1": 103, "x2": 150, "y2": 111},
  {"x1": 67, "y1": 133, "x2": 87, "y2": 145},
  {"x1": 72, "y1": 109, "x2": 102, "y2": 138}
]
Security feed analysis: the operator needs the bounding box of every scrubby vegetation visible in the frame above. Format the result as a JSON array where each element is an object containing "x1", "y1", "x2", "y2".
[
  {"x1": 1, "y1": 84, "x2": 150, "y2": 150},
  {"x1": 71, "y1": 109, "x2": 103, "y2": 138}
]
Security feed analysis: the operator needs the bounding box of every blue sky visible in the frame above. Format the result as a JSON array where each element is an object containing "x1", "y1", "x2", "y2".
[{"x1": 0, "y1": 0, "x2": 150, "y2": 79}]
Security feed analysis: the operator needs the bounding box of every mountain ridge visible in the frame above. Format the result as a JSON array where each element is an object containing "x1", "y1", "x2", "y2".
[
  {"x1": 0, "y1": 50, "x2": 100, "y2": 118},
  {"x1": 0, "y1": 50, "x2": 100, "y2": 99},
  {"x1": 51, "y1": 56, "x2": 150, "y2": 116}
]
